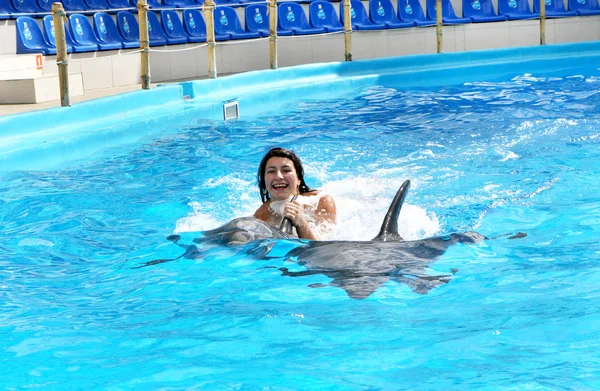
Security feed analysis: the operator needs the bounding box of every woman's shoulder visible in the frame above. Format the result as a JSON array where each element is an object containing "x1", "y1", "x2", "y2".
[{"x1": 254, "y1": 201, "x2": 271, "y2": 220}]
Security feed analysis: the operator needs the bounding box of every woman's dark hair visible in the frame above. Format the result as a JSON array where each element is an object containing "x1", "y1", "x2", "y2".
[{"x1": 257, "y1": 147, "x2": 313, "y2": 203}]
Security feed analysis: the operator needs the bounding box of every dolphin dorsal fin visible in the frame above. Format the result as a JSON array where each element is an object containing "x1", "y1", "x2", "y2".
[{"x1": 373, "y1": 180, "x2": 411, "y2": 242}]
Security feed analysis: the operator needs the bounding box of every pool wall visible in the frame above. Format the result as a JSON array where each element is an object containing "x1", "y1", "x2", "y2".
[{"x1": 2, "y1": 40, "x2": 600, "y2": 171}]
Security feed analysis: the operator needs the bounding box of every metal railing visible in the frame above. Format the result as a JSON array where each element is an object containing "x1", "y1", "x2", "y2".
[{"x1": 48, "y1": 0, "x2": 551, "y2": 106}]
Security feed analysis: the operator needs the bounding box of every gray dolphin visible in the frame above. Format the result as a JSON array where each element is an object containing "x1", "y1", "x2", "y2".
[
  {"x1": 139, "y1": 180, "x2": 523, "y2": 298},
  {"x1": 279, "y1": 180, "x2": 486, "y2": 299}
]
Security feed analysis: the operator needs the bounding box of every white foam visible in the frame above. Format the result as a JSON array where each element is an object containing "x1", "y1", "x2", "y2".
[{"x1": 175, "y1": 174, "x2": 441, "y2": 241}]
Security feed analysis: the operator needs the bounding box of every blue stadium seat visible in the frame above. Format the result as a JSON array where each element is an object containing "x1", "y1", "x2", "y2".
[
  {"x1": 42, "y1": 15, "x2": 77, "y2": 53},
  {"x1": 497, "y1": 0, "x2": 539, "y2": 19},
  {"x1": 278, "y1": 2, "x2": 326, "y2": 35},
  {"x1": 214, "y1": 6, "x2": 261, "y2": 39},
  {"x1": 44, "y1": 15, "x2": 98, "y2": 52},
  {"x1": 397, "y1": 0, "x2": 436, "y2": 26},
  {"x1": 84, "y1": 0, "x2": 111, "y2": 10},
  {"x1": 94, "y1": 12, "x2": 137, "y2": 49},
  {"x1": 309, "y1": 1, "x2": 344, "y2": 32},
  {"x1": 37, "y1": 0, "x2": 52, "y2": 12},
  {"x1": 182, "y1": 9, "x2": 231, "y2": 42},
  {"x1": 244, "y1": 4, "x2": 293, "y2": 37},
  {"x1": 533, "y1": 0, "x2": 577, "y2": 16},
  {"x1": 370, "y1": 0, "x2": 415, "y2": 28},
  {"x1": 340, "y1": 0, "x2": 387, "y2": 30},
  {"x1": 16, "y1": 17, "x2": 56, "y2": 54},
  {"x1": 147, "y1": 0, "x2": 170, "y2": 9},
  {"x1": 146, "y1": 11, "x2": 169, "y2": 45},
  {"x1": 568, "y1": 0, "x2": 600, "y2": 14},
  {"x1": 10, "y1": 0, "x2": 44, "y2": 16},
  {"x1": 162, "y1": 0, "x2": 197, "y2": 7},
  {"x1": 117, "y1": 11, "x2": 144, "y2": 46},
  {"x1": 426, "y1": 0, "x2": 471, "y2": 23},
  {"x1": 462, "y1": 0, "x2": 507, "y2": 21},
  {"x1": 108, "y1": 0, "x2": 136, "y2": 11},
  {"x1": 160, "y1": 10, "x2": 189, "y2": 44},
  {"x1": 69, "y1": 14, "x2": 116, "y2": 50},
  {"x1": 174, "y1": 9, "x2": 202, "y2": 42},
  {"x1": 62, "y1": 0, "x2": 90, "y2": 12},
  {"x1": 1, "y1": 1, "x2": 16, "y2": 19}
]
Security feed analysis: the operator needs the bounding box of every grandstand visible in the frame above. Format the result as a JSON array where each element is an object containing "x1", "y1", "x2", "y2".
[{"x1": 0, "y1": 0, "x2": 599, "y2": 103}]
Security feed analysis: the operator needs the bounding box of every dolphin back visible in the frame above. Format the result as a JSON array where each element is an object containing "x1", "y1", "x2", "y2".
[{"x1": 373, "y1": 180, "x2": 411, "y2": 242}]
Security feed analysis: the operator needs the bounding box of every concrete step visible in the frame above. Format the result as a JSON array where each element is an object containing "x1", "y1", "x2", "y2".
[
  {"x1": 0, "y1": 54, "x2": 45, "y2": 81},
  {"x1": 0, "y1": 73, "x2": 84, "y2": 104}
]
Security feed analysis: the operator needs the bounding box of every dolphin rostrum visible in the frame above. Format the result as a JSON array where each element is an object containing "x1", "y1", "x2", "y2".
[{"x1": 139, "y1": 180, "x2": 523, "y2": 299}]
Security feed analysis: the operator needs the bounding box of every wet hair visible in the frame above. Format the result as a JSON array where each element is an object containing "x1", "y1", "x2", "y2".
[{"x1": 257, "y1": 147, "x2": 313, "y2": 203}]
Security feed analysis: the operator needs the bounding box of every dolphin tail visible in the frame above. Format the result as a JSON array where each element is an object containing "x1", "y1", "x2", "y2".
[{"x1": 373, "y1": 179, "x2": 411, "y2": 242}]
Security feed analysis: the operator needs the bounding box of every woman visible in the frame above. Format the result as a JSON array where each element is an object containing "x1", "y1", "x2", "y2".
[{"x1": 254, "y1": 147, "x2": 336, "y2": 240}]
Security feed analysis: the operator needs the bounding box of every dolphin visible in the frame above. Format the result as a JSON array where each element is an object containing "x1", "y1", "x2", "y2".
[
  {"x1": 139, "y1": 180, "x2": 524, "y2": 299},
  {"x1": 277, "y1": 180, "x2": 486, "y2": 299}
]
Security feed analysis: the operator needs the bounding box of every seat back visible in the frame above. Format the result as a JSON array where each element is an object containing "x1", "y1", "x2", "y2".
[
  {"x1": 37, "y1": 0, "x2": 52, "y2": 11},
  {"x1": 93, "y1": 12, "x2": 122, "y2": 43},
  {"x1": 85, "y1": 0, "x2": 110, "y2": 10},
  {"x1": 309, "y1": 1, "x2": 342, "y2": 28},
  {"x1": 340, "y1": 0, "x2": 372, "y2": 24},
  {"x1": 463, "y1": 0, "x2": 499, "y2": 17},
  {"x1": 426, "y1": 0, "x2": 461, "y2": 18},
  {"x1": 147, "y1": 11, "x2": 168, "y2": 40},
  {"x1": 245, "y1": 4, "x2": 269, "y2": 33},
  {"x1": 370, "y1": 0, "x2": 400, "y2": 23},
  {"x1": 278, "y1": 2, "x2": 310, "y2": 30},
  {"x1": 147, "y1": 0, "x2": 168, "y2": 9},
  {"x1": 117, "y1": 11, "x2": 140, "y2": 41},
  {"x1": 42, "y1": 14, "x2": 76, "y2": 48},
  {"x1": 16, "y1": 16, "x2": 52, "y2": 53},
  {"x1": 498, "y1": 0, "x2": 534, "y2": 14},
  {"x1": 533, "y1": 0, "x2": 569, "y2": 12},
  {"x1": 0, "y1": 1, "x2": 16, "y2": 19},
  {"x1": 107, "y1": 0, "x2": 134, "y2": 8},
  {"x1": 10, "y1": 0, "x2": 43, "y2": 14},
  {"x1": 182, "y1": 8, "x2": 207, "y2": 37},
  {"x1": 214, "y1": 6, "x2": 245, "y2": 35},
  {"x1": 68, "y1": 14, "x2": 100, "y2": 45},
  {"x1": 398, "y1": 0, "x2": 428, "y2": 21},
  {"x1": 163, "y1": 0, "x2": 196, "y2": 7},
  {"x1": 568, "y1": 0, "x2": 600, "y2": 11},
  {"x1": 62, "y1": 0, "x2": 89, "y2": 11},
  {"x1": 160, "y1": 10, "x2": 187, "y2": 38}
]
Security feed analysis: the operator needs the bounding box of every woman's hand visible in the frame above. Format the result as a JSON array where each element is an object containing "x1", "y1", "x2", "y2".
[{"x1": 283, "y1": 201, "x2": 309, "y2": 231}]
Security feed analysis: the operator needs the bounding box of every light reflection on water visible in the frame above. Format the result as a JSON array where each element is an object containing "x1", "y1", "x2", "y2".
[{"x1": 1, "y1": 71, "x2": 600, "y2": 389}]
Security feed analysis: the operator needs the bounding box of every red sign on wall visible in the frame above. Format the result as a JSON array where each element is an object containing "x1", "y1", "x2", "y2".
[{"x1": 36, "y1": 54, "x2": 43, "y2": 70}]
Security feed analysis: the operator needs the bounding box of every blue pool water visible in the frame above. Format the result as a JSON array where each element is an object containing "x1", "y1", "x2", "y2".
[{"x1": 2, "y1": 67, "x2": 600, "y2": 389}]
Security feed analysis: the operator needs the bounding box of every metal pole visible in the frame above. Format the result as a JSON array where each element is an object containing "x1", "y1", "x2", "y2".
[
  {"x1": 343, "y1": 0, "x2": 352, "y2": 61},
  {"x1": 52, "y1": 2, "x2": 70, "y2": 107},
  {"x1": 436, "y1": 0, "x2": 443, "y2": 53},
  {"x1": 205, "y1": 0, "x2": 217, "y2": 78},
  {"x1": 269, "y1": 0, "x2": 278, "y2": 69},
  {"x1": 539, "y1": 0, "x2": 546, "y2": 45},
  {"x1": 138, "y1": 0, "x2": 151, "y2": 89}
]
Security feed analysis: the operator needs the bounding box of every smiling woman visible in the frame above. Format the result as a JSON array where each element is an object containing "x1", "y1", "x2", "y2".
[{"x1": 253, "y1": 147, "x2": 337, "y2": 240}]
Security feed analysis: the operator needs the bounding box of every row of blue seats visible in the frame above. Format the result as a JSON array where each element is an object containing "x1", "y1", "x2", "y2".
[
  {"x1": 16, "y1": 0, "x2": 600, "y2": 55},
  {"x1": 4, "y1": 0, "x2": 600, "y2": 19},
  {"x1": 2, "y1": 0, "x2": 255, "y2": 19}
]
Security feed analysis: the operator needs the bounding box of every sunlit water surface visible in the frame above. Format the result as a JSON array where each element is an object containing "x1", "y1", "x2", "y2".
[{"x1": 1, "y1": 71, "x2": 600, "y2": 389}]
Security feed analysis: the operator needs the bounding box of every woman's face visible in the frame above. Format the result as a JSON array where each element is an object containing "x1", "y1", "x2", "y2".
[{"x1": 264, "y1": 156, "x2": 300, "y2": 201}]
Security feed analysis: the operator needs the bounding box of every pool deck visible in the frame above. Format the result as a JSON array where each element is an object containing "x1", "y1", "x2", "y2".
[{"x1": 0, "y1": 84, "x2": 151, "y2": 117}]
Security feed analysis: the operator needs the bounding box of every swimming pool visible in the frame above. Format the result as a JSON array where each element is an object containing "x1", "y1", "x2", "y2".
[{"x1": 2, "y1": 44, "x2": 600, "y2": 388}]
